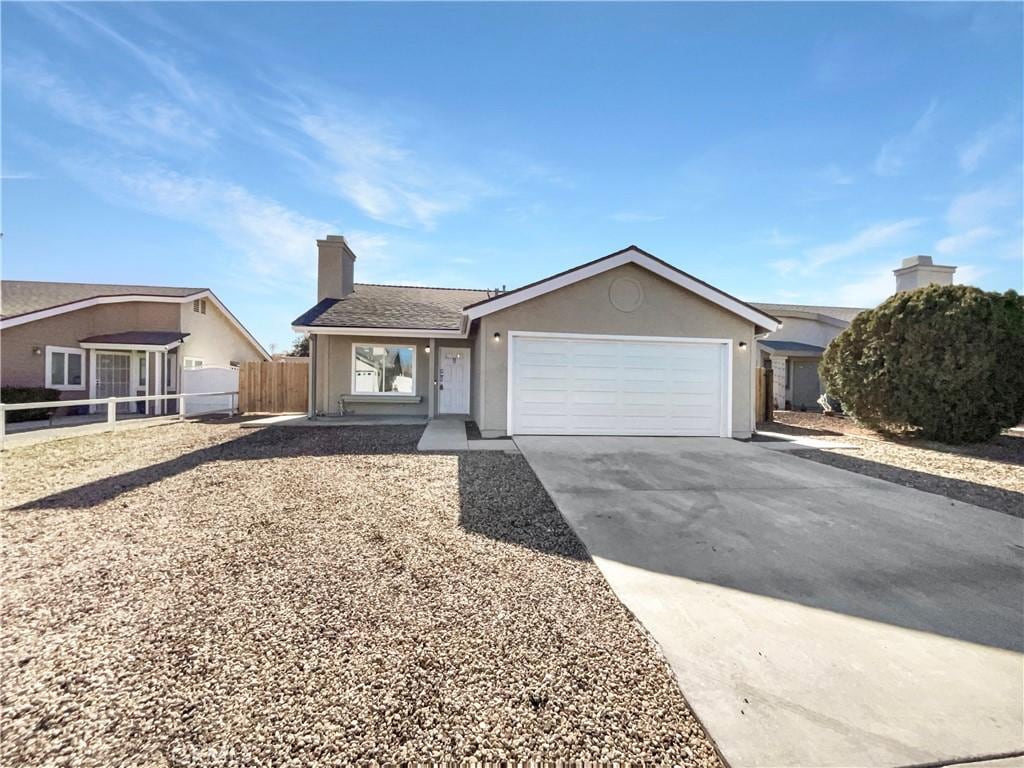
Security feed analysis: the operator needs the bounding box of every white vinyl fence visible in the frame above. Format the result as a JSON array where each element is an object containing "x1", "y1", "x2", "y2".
[
  {"x1": 181, "y1": 366, "x2": 239, "y2": 416},
  {"x1": 0, "y1": 390, "x2": 237, "y2": 449}
]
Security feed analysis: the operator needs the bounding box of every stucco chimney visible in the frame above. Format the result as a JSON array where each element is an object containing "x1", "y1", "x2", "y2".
[
  {"x1": 893, "y1": 255, "x2": 956, "y2": 293},
  {"x1": 317, "y1": 235, "x2": 357, "y2": 301}
]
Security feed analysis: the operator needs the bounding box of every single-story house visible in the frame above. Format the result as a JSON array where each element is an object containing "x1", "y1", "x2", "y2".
[
  {"x1": 1, "y1": 281, "x2": 269, "y2": 413},
  {"x1": 293, "y1": 237, "x2": 781, "y2": 438},
  {"x1": 752, "y1": 255, "x2": 957, "y2": 410}
]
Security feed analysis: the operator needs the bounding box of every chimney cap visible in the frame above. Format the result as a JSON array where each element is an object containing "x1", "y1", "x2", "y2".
[{"x1": 901, "y1": 254, "x2": 933, "y2": 268}]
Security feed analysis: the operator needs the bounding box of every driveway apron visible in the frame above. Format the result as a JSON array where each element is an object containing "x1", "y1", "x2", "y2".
[{"x1": 515, "y1": 435, "x2": 1024, "y2": 768}]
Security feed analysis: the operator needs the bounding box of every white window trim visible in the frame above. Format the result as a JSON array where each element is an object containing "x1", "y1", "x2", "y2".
[
  {"x1": 45, "y1": 345, "x2": 86, "y2": 391},
  {"x1": 137, "y1": 351, "x2": 148, "y2": 388},
  {"x1": 505, "y1": 330, "x2": 733, "y2": 438},
  {"x1": 351, "y1": 343, "x2": 417, "y2": 397},
  {"x1": 183, "y1": 357, "x2": 204, "y2": 369}
]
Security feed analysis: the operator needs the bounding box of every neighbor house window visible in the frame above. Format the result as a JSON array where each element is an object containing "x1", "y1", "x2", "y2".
[
  {"x1": 352, "y1": 345, "x2": 415, "y2": 395},
  {"x1": 45, "y1": 346, "x2": 85, "y2": 390},
  {"x1": 137, "y1": 352, "x2": 147, "y2": 387},
  {"x1": 183, "y1": 357, "x2": 204, "y2": 370}
]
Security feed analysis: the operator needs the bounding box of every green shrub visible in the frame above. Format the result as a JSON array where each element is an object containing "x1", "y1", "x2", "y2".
[
  {"x1": 0, "y1": 387, "x2": 63, "y2": 423},
  {"x1": 820, "y1": 284, "x2": 1024, "y2": 444}
]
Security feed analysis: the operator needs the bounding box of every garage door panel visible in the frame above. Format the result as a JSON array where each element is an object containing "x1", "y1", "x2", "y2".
[{"x1": 511, "y1": 335, "x2": 727, "y2": 436}]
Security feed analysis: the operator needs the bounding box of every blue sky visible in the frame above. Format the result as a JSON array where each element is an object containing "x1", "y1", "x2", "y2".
[{"x1": 3, "y1": 2, "x2": 1022, "y2": 352}]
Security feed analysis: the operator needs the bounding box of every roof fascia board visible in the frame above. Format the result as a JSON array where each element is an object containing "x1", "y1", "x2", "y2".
[
  {"x1": 80, "y1": 340, "x2": 185, "y2": 352},
  {"x1": 463, "y1": 249, "x2": 781, "y2": 331},
  {"x1": 764, "y1": 308, "x2": 849, "y2": 328},
  {"x1": 292, "y1": 325, "x2": 468, "y2": 339}
]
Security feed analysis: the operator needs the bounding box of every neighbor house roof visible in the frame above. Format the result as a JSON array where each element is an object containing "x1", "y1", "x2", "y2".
[
  {"x1": 750, "y1": 302, "x2": 864, "y2": 324},
  {"x1": 1, "y1": 280, "x2": 205, "y2": 320},
  {"x1": 758, "y1": 339, "x2": 827, "y2": 354},
  {"x1": 79, "y1": 331, "x2": 190, "y2": 347},
  {"x1": 1, "y1": 279, "x2": 270, "y2": 359},
  {"x1": 293, "y1": 283, "x2": 491, "y2": 332}
]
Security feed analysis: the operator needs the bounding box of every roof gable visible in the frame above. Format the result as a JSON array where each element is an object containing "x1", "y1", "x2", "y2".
[{"x1": 463, "y1": 246, "x2": 780, "y2": 331}]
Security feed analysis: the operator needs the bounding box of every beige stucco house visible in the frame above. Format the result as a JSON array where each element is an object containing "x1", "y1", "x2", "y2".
[
  {"x1": 1, "y1": 281, "x2": 269, "y2": 413},
  {"x1": 293, "y1": 237, "x2": 781, "y2": 438},
  {"x1": 753, "y1": 255, "x2": 957, "y2": 410}
]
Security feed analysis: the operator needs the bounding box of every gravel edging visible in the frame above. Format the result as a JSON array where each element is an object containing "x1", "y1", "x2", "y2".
[{"x1": 1, "y1": 422, "x2": 721, "y2": 766}]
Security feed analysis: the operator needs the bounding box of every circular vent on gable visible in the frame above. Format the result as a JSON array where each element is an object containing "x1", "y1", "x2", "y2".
[{"x1": 609, "y1": 277, "x2": 644, "y2": 312}]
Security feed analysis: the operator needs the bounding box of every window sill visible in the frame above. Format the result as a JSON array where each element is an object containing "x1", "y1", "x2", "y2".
[
  {"x1": 342, "y1": 394, "x2": 421, "y2": 404},
  {"x1": 49, "y1": 385, "x2": 86, "y2": 392}
]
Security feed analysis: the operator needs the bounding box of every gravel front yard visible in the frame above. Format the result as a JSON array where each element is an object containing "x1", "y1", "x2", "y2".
[
  {"x1": 763, "y1": 412, "x2": 1024, "y2": 517},
  {"x1": 1, "y1": 423, "x2": 720, "y2": 767}
]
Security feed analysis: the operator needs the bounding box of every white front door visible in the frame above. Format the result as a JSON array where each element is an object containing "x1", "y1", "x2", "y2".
[
  {"x1": 509, "y1": 333, "x2": 730, "y2": 436},
  {"x1": 438, "y1": 347, "x2": 471, "y2": 414}
]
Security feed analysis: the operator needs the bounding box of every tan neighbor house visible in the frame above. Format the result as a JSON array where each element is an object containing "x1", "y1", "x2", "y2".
[
  {"x1": 1, "y1": 281, "x2": 269, "y2": 413},
  {"x1": 294, "y1": 238, "x2": 781, "y2": 438}
]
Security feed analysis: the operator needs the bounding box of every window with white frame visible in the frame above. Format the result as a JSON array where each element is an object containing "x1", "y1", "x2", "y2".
[
  {"x1": 183, "y1": 357, "x2": 204, "y2": 370},
  {"x1": 137, "y1": 352, "x2": 148, "y2": 387},
  {"x1": 352, "y1": 344, "x2": 415, "y2": 394},
  {"x1": 45, "y1": 346, "x2": 85, "y2": 390}
]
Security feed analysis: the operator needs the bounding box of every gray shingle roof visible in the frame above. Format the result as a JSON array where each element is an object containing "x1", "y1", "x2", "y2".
[
  {"x1": 750, "y1": 302, "x2": 865, "y2": 323},
  {"x1": 79, "y1": 331, "x2": 190, "y2": 346},
  {"x1": 1, "y1": 280, "x2": 205, "y2": 320},
  {"x1": 293, "y1": 283, "x2": 492, "y2": 331}
]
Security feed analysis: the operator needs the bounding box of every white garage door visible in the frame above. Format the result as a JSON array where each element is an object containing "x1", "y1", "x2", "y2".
[{"x1": 510, "y1": 333, "x2": 729, "y2": 436}]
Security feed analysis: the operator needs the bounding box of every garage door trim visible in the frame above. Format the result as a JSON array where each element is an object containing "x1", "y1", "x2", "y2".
[{"x1": 506, "y1": 330, "x2": 733, "y2": 437}]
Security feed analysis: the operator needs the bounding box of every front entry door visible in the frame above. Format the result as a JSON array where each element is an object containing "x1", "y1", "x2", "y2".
[
  {"x1": 96, "y1": 352, "x2": 132, "y2": 413},
  {"x1": 438, "y1": 347, "x2": 471, "y2": 414}
]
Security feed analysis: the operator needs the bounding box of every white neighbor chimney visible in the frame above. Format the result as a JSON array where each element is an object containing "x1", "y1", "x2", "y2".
[
  {"x1": 317, "y1": 235, "x2": 357, "y2": 301},
  {"x1": 893, "y1": 255, "x2": 956, "y2": 293}
]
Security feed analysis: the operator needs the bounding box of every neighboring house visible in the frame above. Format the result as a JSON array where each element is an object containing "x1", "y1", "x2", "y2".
[
  {"x1": 293, "y1": 237, "x2": 781, "y2": 438},
  {"x1": 1, "y1": 281, "x2": 269, "y2": 413},
  {"x1": 752, "y1": 255, "x2": 957, "y2": 410}
]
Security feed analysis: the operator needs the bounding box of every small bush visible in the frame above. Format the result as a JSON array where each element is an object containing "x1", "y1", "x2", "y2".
[
  {"x1": 0, "y1": 387, "x2": 63, "y2": 423},
  {"x1": 820, "y1": 284, "x2": 1024, "y2": 444}
]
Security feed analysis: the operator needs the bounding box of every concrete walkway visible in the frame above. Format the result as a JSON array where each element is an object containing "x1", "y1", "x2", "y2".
[
  {"x1": 417, "y1": 417, "x2": 518, "y2": 452},
  {"x1": 516, "y1": 435, "x2": 1024, "y2": 768}
]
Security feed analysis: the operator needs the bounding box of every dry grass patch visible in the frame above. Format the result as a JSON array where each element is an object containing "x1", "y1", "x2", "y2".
[{"x1": 1, "y1": 423, "x2": 719, "y2": 766}]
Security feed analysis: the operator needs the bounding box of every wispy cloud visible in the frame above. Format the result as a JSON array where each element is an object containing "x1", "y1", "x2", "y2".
[
  {"x1": 296, "y1": 112, "x2": 494, "y2": 230},
  {"x1": 819, "y1": 163, "x2": 854, "y2": 186},
  {"x1": 63, "y1": 159, "x2": 334, "y2": 295},
  {"x1": 958, "y1": 114, "x2": 1018, "y2": 174},
  {"x1": 7, "y1": 59, "x2": 215, "y2": 149},
  {"x1": 611, "y1": 211, "x2": 664, "y2": 223},
  {"x1": 935, "y1": 226, "x2": 999, "y2": 255},
  {"x1": 946, "y1": 183, "x2": 1018, "y2": 230},
  {"x1": 805, "y1": 218, "x2": 923, "y2": 268},
  {"x1": 953, "y1": 263, "x2": 992, "y2": 286},
  {"x1": 873, "y1": 101, "x2": 938, "y2": 176},
  {"x1": 832, "y1": 267, "x2": 895, "y2": 307}
]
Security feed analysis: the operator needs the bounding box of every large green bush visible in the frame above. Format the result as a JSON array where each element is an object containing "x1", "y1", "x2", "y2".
[
  {"x1": 820, "y1": 284, "x2": 1024, "y2": 443},
  {"x1": 0, "y1": 387, "x2": 63, "y2": 423}
]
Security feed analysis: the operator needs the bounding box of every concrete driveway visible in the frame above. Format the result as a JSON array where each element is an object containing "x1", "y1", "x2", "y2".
[{"x1": 515, "y1": 435, "x2": 1024, "y2": 768}]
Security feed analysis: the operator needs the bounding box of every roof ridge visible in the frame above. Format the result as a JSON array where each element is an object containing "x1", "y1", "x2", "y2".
[
  {"x1": 354, "y1": 282, "x2": 490, "y2": 292},
  {"x1": 751, "y1": 301, "x2": 868, "y2": 310},
  {"x1": 2, "y1": 279, "x2": 207, "y2": 291}
]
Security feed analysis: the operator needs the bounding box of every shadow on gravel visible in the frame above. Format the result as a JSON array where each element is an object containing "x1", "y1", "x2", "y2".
[
  {"x1": 791, "y1": 449, "x2": 1024, "y2": 519},
  {"x1": 10, "y1": 426, "x2": 426, "y2": 511},
  {"x1": 456, "y1": 452, "x2": 588, "y2": 561}
]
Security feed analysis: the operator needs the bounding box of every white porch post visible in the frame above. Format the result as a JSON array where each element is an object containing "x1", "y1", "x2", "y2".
[
  {"x1": 156, "y1": 350, "x2": 165, "y2": 415},
  {"x1": 145, "y1": 354, "x2": 152, "y2": 417},
  {"x1": 427, "y1": 337, "x2": 436, "y2": 419},
  {"x1": 770, "y1": 354, "x2": 788, "y2": 410},
  {"x1": 306, "y1": 334, "x2": 317, "y2": 419},
  {"x1": 88, "y1": 349, "x2": 98, "y2": 413}
]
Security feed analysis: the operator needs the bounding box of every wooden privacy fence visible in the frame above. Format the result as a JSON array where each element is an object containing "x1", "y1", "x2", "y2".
[
  {"x1": 239, "y1": 360, "x2": 308, "y2": 413},
  {"x1": 755, "y1": 367, "x2": 774, "y2": 423}
]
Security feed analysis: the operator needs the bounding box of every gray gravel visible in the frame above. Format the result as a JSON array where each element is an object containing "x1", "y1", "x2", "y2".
[{"x1": 1, "y1": 423, "x2": 721, "y2": 766}]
